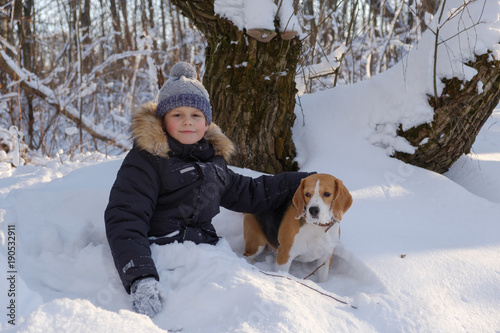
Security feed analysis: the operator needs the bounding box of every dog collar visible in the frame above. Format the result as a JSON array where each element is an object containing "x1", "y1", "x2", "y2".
[{"x1": 308, "y1": 217, "x2": 340, "y2": 232}]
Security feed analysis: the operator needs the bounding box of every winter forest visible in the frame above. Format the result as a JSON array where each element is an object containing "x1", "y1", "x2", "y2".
[
  {"x1": 1, "y1": 0, "x2": 448, "y2": 165},
  {"x1": 1, "y1": 0, "x2": 500, "y2": 332}
]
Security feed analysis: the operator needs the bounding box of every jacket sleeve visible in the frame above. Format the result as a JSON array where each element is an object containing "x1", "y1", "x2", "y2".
[
  {"x1": 220, "y1": 169, "x2": 313, "y2": 214},
  {"x1": 104, "y1": 148, "x2": 160, "y2": 293}
]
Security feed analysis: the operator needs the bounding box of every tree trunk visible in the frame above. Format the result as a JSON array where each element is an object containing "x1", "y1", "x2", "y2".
[
  {"x1": 81, "y1": 0, "x2": 91, "y2": 44},
  {"x1": 170, "y1": 0, "x2": 302, "y2": 174},
  {"x1": 109, "y1": 0, "x2": 123, "y2": 52},
  {"x1": 159, "y1": 0, "x2": 167, "y2": 51},
  {"x1": 18, "y1": 0, "x2": 35, "y2": 148},
  {"x1": 168, "y1": 3, "x2": 179, "y2": 61},
  {"x1": 147, "y1": 0, "x2": 157, "y2": 50},
  {"x1": 81, "y1": 0, "x2": 92, "y2": 72},
  {"x1": 394, "y1": 53, "x2": 500, "y2": 174},
  {"x1": 119, "y1": 0, "x2": 133, "y2": 51}
]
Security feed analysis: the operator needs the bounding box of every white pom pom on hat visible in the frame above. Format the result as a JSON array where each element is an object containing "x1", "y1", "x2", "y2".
[{"x1": 156, "y1": 62, "x2": 212, "y2": 124}]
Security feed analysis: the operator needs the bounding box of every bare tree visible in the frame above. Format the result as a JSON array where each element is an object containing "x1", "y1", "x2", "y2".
[{"x1": 12, "y1": 0, "x2": 35, "y2": 148}]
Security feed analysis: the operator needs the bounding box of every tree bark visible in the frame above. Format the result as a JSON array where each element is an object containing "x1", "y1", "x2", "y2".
[
  {"x1": 81, "y1": 0, "x2": 93, "y2": 73},
  {"x1": 81, "y1": 0, "x2": 91, "y2": 44},
  {"x1": 18, "y1": 0, "x2": 35, "y2": 149},
  {"x1": 394, "y1": 53, "x2": 500, "y2": 174},
  {"x1": 109, "y1": 0, "x2": 123, "y2": 52},
  {"x1": 119, "y1": 0, "x2": 133, "y2": 51},
  {"x1": 170, "y1": 0, "x2": 302, "y2": 173}
]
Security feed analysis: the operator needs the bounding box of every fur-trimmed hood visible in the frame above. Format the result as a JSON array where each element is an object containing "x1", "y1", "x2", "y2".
[{"x1": 130, "y1": 102, "x2": 236, "y2": 162}]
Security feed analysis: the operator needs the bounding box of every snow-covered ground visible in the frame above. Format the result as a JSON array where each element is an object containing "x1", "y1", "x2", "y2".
[
  {"x1": 1, "y1": 0, "x2": 500, "y2": 332},
  {"x1": 0, "y1": 104, "x2": 499, "y2": 332}
]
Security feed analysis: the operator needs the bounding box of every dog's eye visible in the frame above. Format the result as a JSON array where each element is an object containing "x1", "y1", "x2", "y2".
[
  {"x1": 305, "y1": 192, "x2": 311, "y2": 197},
  {"x1": 323, "y1": 192, "x2": 331, "y2": 197}
]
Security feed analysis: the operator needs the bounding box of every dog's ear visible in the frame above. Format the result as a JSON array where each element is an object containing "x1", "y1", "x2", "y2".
[
  {"x1": 332, "y1": 179, "x2": 353, "y2": 221},
  {"x1": 292, "y1": 178, "x2": 306, "y2": 219}
]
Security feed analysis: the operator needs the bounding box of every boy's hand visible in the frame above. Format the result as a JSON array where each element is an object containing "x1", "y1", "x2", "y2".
[{"x1": 131, "y1": 277, "x2": 165, "y2": 317}]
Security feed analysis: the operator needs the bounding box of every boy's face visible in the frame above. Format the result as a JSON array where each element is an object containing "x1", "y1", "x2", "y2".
[{"x1": 163, "y1": 106, "x2": 209, "y2": 144}]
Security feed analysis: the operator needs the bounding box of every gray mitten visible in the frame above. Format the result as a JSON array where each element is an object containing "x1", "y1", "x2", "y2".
[{"x1": 130, "y1": 277, "x2": 165, "y2": 317}]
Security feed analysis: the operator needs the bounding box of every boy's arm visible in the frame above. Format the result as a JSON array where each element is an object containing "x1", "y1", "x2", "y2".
[
  {"x1": 220, "y1": 169, "x2": 314, "y2": 214},
  {"x1": 104, "y1": 148, "x2": 161, "y2": 293}
]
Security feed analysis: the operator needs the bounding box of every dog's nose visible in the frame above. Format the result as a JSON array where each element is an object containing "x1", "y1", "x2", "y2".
[{"x1": 309, "y1": 206, "x2": 320, "y2": 217}]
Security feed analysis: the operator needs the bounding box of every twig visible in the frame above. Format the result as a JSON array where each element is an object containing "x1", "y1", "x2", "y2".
[
  {"x1": 295, "y1": 94, "x2": 306, "y2": 126},
  {"x1": 259, "y1": 270, "x2": 357, "y2": 309},
  {"x1": 376, "y1": 1, "x2": 405, "y2": 73},
  {"x1": 433, "y1": 0, "x2": 448, "y2": 105},
  {"x1": 303, "y1": 262, "x2": 325, "y2": 280}
]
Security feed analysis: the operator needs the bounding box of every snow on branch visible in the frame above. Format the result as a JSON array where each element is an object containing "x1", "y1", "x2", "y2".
[
  {"x1": 84, "y1": 49, "x2": 152, "y2": 83},
  {"x1": 0, "y1": 46, "x2": 129, "y2": 152}
]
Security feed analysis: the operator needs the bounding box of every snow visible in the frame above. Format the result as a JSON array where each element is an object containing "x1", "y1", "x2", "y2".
[
  {"x1": 215, "y1": 0, "x2": 300, "y2": 33},
  {"x1": 2, "y1": 115, "x2": 499, "y2": 333},
  {"x1": 1, "y1": 0, "x2": 500, "y2": 332},
  {"x1": 305, "y1": 43, "x2": 348, "y2": 79},
  {"x1": 294, "y1": 0, "x2": 500, "y2": 156}
]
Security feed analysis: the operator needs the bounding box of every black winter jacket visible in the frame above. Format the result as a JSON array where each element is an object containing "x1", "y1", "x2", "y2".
[{"x1": 105, "y1": 103, "x2": 311, "y2": 293}]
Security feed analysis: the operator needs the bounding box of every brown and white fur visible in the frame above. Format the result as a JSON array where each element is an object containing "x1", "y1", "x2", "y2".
[{"x1": 243, "y1": 173, "x2": 353, "y2": 282}]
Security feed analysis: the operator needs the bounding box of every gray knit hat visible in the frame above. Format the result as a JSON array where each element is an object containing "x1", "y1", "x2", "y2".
[{"x1": 156, "y1": 62, "x2": 212, "y2": 124}]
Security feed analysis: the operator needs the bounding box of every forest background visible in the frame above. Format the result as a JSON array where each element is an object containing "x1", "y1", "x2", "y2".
[{"x1": 0, "y1": 0, "x2": 440, "y2": 164}]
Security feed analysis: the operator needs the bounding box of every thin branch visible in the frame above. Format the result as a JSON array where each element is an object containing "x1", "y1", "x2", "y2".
[
  {"x1": 433, "y1": 0, "x2": 448, "y2": 104},
  {"x1": 259, "y1": 270, "x2": 357, "y2": 309},
  {"x1": 303, "y1": 262, "x2": 325, "y2": 280},
  {"x1": 299, "y1": 0, "x2": 347, "y2": 42},
  {"x1": 376, "y1": 0, "x2": 405, "y2": 73},
  {"x1": 438, "y1": 20, "x2": 485, "y2": 45}
]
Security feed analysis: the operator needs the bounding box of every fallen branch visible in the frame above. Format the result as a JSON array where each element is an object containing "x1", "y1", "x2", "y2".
[
  {"x1": 259, "y1": 270, "x2": 357, "y2": 309},
  {"x1": 303, "y1": 262, "x2": 325, "y2": 280},
  {"x1": 0, "y1": 47, "x2": 128, "y2": 152}
]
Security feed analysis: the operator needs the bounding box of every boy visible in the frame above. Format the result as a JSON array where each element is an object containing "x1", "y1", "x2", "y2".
[{"x1": 105, "y1": 62, "x2": 311, "y2": 317}]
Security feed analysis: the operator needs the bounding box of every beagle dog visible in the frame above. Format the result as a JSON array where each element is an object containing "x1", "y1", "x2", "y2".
[{"x1": 243, "y1": 173, "x2": 353, "y2": 282}]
